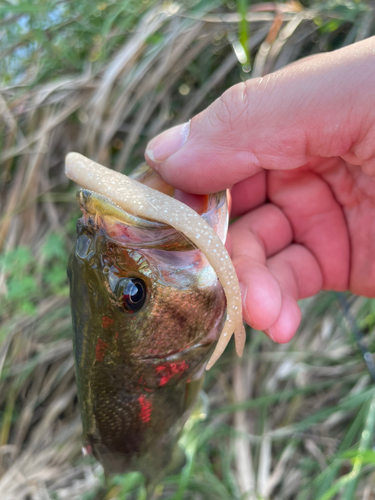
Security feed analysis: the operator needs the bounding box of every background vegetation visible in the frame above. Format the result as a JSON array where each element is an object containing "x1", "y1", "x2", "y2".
[{"x1": 1, "y1": 0, "x2": 375, "y2": 498}]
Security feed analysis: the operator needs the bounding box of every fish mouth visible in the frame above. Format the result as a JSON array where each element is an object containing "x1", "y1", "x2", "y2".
[
  {"x1": 77, "y1": 189, "x2": 168, "y2": 230},
  {"x1": 77, "y1": 189, "x2": 198, "y2": 250},
  {"x1": 76, "y1": 160, "x2": 207, "y2": 228},
  {"x1": 77, "y1": 163, "x2": 228, "y2": 245}
]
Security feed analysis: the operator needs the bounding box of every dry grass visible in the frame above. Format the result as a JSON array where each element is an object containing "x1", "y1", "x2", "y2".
[{"x1": 1, "y1": 1, "x2": 375, "y2": 498}]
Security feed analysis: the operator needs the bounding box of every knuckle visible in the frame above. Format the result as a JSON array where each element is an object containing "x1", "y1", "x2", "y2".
[
  {"x1": 206, "y1": 76, "x2": 268, "y2": 133},
  {"x1": 207, "y1": 83, "x2": 249, "y2": 132}
]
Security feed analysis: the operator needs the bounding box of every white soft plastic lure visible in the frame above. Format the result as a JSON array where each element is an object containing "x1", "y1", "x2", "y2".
[{"x1": 65, "y1": 152, "x2": 245, "y2": 369}]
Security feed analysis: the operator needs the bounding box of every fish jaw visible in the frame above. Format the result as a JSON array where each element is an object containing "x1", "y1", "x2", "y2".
[{"x1": 68, "y1": 187, "x2": 226, "y2": 479}]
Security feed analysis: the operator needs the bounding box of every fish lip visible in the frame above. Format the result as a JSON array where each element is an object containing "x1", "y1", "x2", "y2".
[
  {"x1": 76, "y1": 188, "x2": 169, "y2": 230},
  {"x1": 77, "y1": 189, "x2": 122, "y2": 213},
  {"x1": 77, "y1": 188, "x2": 91, "y2": 208}
]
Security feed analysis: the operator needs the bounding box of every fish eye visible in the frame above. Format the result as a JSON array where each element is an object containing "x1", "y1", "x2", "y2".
[{"x1": 116, "y1": 278, "x2": 146, "y2": 312}]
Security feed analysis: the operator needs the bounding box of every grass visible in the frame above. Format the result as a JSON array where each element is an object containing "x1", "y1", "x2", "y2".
[{"x1": 1, "y1": 0, "x2": 375, "y2": 498}]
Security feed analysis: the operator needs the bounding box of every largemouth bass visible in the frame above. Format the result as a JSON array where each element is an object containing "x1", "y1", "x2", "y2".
[{"x1": 67, "y1": 163, "x2": 229, "y2": 483}]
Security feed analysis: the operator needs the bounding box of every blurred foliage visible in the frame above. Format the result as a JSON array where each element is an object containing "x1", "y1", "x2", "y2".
[
  {"x1": 0, "y1": 0, "x2": 157, "y2": 85},
  {"x1": 359, "y1": 298, "x2": 375, "y2": 332},
  {"x1": 0, "y1": 0, "x2": 370, "y2": 86},
  {"x1": 0, "y1": 234, "x2": 69, "y2": 315}
]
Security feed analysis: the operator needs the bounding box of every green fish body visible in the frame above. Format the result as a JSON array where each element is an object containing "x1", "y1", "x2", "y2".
[{"x1": 67, "y1": 164, "x2": 227, "y2": 483}]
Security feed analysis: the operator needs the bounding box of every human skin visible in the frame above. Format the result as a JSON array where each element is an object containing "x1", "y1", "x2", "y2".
[{"x1": 145, "y1": 37, "x2": 375, "y2": 344}]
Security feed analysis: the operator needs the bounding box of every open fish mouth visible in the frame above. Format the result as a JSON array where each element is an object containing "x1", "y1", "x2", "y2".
[
  {"x1": 76, "y1": 162, "x2": 229, "y2": 246},
  {"x1": 76, "y1": 188, "x2": 198, "y2": 250}
]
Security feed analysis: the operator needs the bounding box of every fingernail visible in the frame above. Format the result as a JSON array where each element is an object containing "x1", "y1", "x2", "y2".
[{"x1": 146, "y1": 122, "x2": 190, "y2": 163}]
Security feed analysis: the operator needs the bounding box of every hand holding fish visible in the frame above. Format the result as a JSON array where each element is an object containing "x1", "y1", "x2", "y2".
[
  {"x1": 145, "y1": 36, "x2": 375, "y2": 344},
  {"x1": 64, "y1": 35, "x2": 375, "y2": 485}
]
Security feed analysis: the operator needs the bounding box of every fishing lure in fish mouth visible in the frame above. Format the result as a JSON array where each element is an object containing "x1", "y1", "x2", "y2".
[
  {"x1": 66, "y1": 152, "x2": 246, "y2": 368},
  {"x1": 66, "y1": 155, "x2": 246, "y2": 484}
]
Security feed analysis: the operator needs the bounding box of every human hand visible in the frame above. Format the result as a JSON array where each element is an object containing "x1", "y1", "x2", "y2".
[{"x1": 145, "y1": 37, "x2": 375, "y2": 344}]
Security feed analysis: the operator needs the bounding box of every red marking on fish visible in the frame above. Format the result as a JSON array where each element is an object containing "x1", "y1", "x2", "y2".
[
  {"x1": 96, "y1": 339, "x2": 109, "y2": 362},
  {"x1": 138, "y1": 395, "x2": 152, "y2": 423},
  {"x1": 115, "y1": 332, "x2": 119, "y2": 341},
  {"x1": 156, "y1": 361, "x2": 189, "y2": 387},
  {"x1": 102, "y1": 316, "x2": 114, "y2": 328}
]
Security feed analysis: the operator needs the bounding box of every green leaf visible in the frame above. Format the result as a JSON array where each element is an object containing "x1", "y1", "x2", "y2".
[
  {"x1": 7, "y1": 275, "x2": 37, "y2": 301},
  {"x1": 0, "y1": 247, "x2": 34, "y2": 273},
  {"x1": 343, "y1": 449, "x2": 375, "y2": 465},
  {"x1": 45, "y1": 264, "x2": 67, "y2": 289},
  {"x1": 42, "y1": 233, "x2": 67, "y2": 261}
]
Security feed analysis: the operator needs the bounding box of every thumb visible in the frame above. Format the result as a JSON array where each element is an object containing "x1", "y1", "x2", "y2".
[{"x1": 145, "y1": 37, "x2": 375, "y2": 193}]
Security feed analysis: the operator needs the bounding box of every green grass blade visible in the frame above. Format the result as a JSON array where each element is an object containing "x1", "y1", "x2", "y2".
[
  {"x1": 236, "y1": 0, "x2": 250, "y2": 68},
  {"x1": 312, "y1": 401, "x2": 368, "y2": 498},
  {"x1": 341, "y1": 387, "x2": 375, "y2": 499}
]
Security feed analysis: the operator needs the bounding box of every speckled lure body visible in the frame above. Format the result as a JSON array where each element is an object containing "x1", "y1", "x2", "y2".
[{"x1": 68, "y1": 164, "x2": 227, "y2": 482}]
